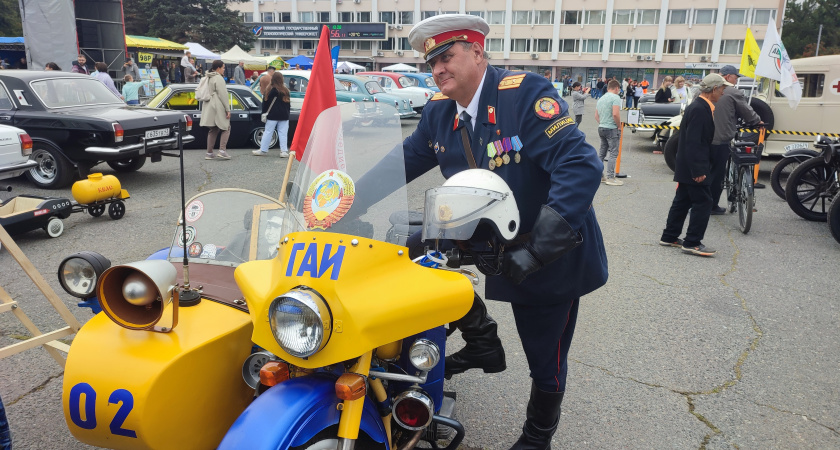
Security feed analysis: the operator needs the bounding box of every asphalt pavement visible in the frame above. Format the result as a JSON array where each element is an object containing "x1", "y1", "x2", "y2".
[{"x1": 1, "y1": 97, "x2": 838, "y2": 450}]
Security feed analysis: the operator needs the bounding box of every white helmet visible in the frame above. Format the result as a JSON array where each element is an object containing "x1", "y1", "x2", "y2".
[{"x1": 422, "y1": 169, "x2": 520, "y2": 242}]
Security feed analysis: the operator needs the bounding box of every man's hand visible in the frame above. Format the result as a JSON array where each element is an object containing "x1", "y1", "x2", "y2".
[
  {"x1": 226, "y1": 111, "x2": 231, "y2": 119},
  {"x1": 693, "y1": 175, "x2": 706, "y2": 183}
]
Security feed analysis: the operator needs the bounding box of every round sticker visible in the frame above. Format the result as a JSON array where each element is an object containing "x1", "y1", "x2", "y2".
[
  {"x1": 185, "y1": 200, "x2": 204, "y2": 222},
  {"x1": 303, "y1": 170, "x2": 356, "y2": 230},
  {"x1": 534, "y1": 97, "x2": 560, "y2": 120},
  {"x1": 176, "y1": 225, "x2": 197, "y2": 248},
  {"x1": 188, "y1": 242, "x2": 203, "y2": 257}
]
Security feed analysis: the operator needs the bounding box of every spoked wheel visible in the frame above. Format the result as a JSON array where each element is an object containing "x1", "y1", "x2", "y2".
[
  {"x1": 88, "y1": 204, "x2": 106, "y2": 217},
  {"x1": 771, "y1": 152, "x2": 818, "y2": 199},
  {"x1": 108, "y1": 201, "x2": 126, "y2": 220},
  {"x1": 785, "y1": 157, "x2": 837, "y2": 222},
  {"x1": 828, "y1": 192, "x2": 840, "y2": 244},
  {"x1": 26, "y1": 145, "x2": 74, "y2": 189},
  {"x1": 725, "y1": 158, "x2": 738, "y2": 213},
  {"x1": 737, "y1": 166, "x2": 755, "y2": 234}
]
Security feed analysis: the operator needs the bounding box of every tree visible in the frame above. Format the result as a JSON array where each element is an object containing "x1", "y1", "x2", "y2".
[
  {"x1": 783, "y1": 0, "x2": 840, "y2": 58},
  {"x1": 0, "y1": 0, "x2": 22, "y2": 36}
]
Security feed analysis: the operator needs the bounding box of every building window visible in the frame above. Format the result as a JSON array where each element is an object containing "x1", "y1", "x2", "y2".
[
  {"x1": 585, "y1": 10, "x2": 605, "y2": 25},
  {"x1": 801, "y1": 73, "x2": 824, "y2": 97},
  {"x1": 635, "y1": 39, "x2": 654, "y2": 53},
  {"x1": 613, "y1": 10, "x2": 634, "y2": 25},
  {"x1": 487, "y1": 11, "x2": 505, "y2": 24},
  {"x1": 380, "y1": 38, "x2": 395, "y2": 51},
  {"x1": 513, "y1": 11, "x2": 531, "y2": 25},
  {"x1": 279, "y1": 12, "x2": 291, "y2": 22},
  {"x1": 485, "y1": 38, "x2": 503, "y2": 52},
  {"x1": 753, "y1": 9, "x2": 777, "y2": 24},
  {"x1": 300, "y1": 40, "x2": 315, "y2": 49},
  {"x1": 317, "y1": 12, "x2": 330, "y2": 22},
  {"x1": 583, "y1": 39, "x2": 603, "y2": 53},
  {"x1": 340, "y1": 12, "x2": 354, "y2": 22},
  {"x1": 691, "y1": 39, "x2": 711, "y2": 54},
  {"x1": 637, "y1": 10, "x2": 660, "y2": 25},
  {"x1": 535, "y1": 11, "x2": 553, "y2": 25},
  {"x1": 380, "y1": 12, "x2": 395, "y2": 24},
  {"x1": 399, "y1": 37, "x2": 410, "y2": 50},
  {"x1": 694, "y1": 9, "x2": 717, "y2": 24},
  {"x1": 720, "y1": 39, "x2": 743, "y2": 54},
  {"x1": 668, "y1": 10, "x2": 687, "y2": 24},
  {"x1": 725, "y1": 9, "x2": 747, "y2": 24},
  {"x1": 664, "y1": 39, "x2": 686, "y2": 54},
  {"x1": 357, "y1": 12, "x2": 371, "y2": 22},
  {"x1": 560, "y1": 39, "x2": 579, "y2": 52},
  {"x1": 261, "y1": 12, "x2": 274, "y2": 22},
  {"x1": 511, "y1": 39, "x2": 531, "y2": 52},
  {"x1": 610, "y1": 39, "x2": 631, "y2": 53},
  {"x1": 561, "y1": 11, "x2": 580, "y2": 25},
  {"x1": 422, "y1": 11, "x2": 437, "y2": 20},
  {"x1": 467, "y1": 11, "x2": 485, "y2": 19},
  {"x1": 262, "y1": 40, "x2": 277, "y2": 50},
  {"x1": 399, "y1": 12, "x2": 414, "y2": 24},
  {"x1": 339, "y1": 41, "x2": 353, "y2": 50},
  {"x1": 242, "y1": 12, "x2": 253, "y2": 22},
  {"x1": 358, "y1": 41, "x2": 371, "y2": 51},
  {"x1": 278, "y1": 41, "x2": 292, "y2": 50},
  {"x1": 535, "y1": 39, "x2": 551, "y2": 52},
  {"x1": 299, "y1": 12, "x2": 314, "y2": 22}
]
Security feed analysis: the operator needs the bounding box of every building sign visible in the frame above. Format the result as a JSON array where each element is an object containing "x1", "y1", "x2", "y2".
[
  {"x1": 137, "y1": 52, "x2": 153, "y2": 64},
  {"x1": 684, "y1": 63, "x2": 724, "y2": 69},
  {"x1": 250, "y1": 23, "x2": 387, "y2": 41}
]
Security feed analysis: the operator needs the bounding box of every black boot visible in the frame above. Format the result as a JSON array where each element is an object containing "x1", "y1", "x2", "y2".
[
  {"x1": 444, "y1": 294, "x2": 506, "y2": 378},
  {"x1": 509, "y1": 383, "x2": 565, "y2": 450}
]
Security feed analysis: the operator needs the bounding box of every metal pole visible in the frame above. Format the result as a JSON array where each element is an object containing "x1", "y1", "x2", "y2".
[{"x1": 816, "y1": 24, "x2": 823, "y2": 56}]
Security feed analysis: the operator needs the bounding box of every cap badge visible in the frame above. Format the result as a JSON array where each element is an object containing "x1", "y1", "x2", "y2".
[{"x1": 425, "y1": 37, "x2": 436, "y2": 52}]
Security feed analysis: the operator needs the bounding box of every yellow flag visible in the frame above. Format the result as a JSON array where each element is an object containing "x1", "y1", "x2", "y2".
[{"x1": 741, "y1": 28, "x2": 761, "y2": 78}]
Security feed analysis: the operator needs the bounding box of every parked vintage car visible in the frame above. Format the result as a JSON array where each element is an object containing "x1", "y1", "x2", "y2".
[
  {"x1": 400, "y1": 72, "x2": 439, "y2": 93},
  {"x1": 146, "y1": 83, "x2": 299, "y2": 150},
  {"x1": 0, "y1": 124, "x2": 36, "y2": 181},
  {"x1": 334, "y1": 75, "x2": 417, "y2": 120},
  {"x1": 356, "y1": 71, "x2": 434, "y2": 112},
  {"x1": 0, "y1": 70, "x2": 195, "y2": 188}
]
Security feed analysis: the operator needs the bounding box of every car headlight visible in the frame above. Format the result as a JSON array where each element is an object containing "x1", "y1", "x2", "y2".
[
  {"x1": 57, "y1": 252, "x2": 111, "y2": 298},
  {"x1": 269, "y1": 287, "x2": 332, "y2": 358},
  {"x1": 408, "y1": 339, "x2": 440, "y2": 372}
]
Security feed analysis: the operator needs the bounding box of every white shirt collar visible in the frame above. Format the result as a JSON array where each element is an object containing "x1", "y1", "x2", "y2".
[{"x1": 455, "y1": 68, "x2": 487, "y2": 129}]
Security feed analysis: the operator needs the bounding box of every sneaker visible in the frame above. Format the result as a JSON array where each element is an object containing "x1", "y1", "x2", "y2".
[
  {"x1": 754, "y1": 182, "x2": 766, "y2": 189},
  {"x1": 659, "y1": 239, "x2": 684, "y2": 248},
  {"x1": 601, "y1": 175, "x2": 607, "y2": 183},
  {"x1": 711, "y1": 206, "x2": 726, "y2": 215},
  {"x1": 216, "y1": 151, "x2": 231, "y2": 160},
  {"x1": 204, "y1": 152, "x2": 215, "y2": 160},
  {"x1": 280, "y1": 151, "x2": 290, "y2": 158},
  {"x1": 252, "y1": 150, "x2": 267, "y2": 156},
  {"x1": 605, "y1": 178, "x2": 624, "y2": 186},
  {"x1": 681, "y1": 244, "x2": 717, "y2": 257}
]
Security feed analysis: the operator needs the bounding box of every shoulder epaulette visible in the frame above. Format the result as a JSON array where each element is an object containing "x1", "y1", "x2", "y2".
[
  {"x1": 498, "y1": 74, "x2": 526, "y2": 90},
  {"x1": 430, "y1": 92, "x2": 449, "y2": 101}
]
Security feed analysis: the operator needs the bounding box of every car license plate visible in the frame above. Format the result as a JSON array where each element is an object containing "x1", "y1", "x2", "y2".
[
  {"x1": 784, "y1": 143, "x2": 809, "y2": 151},
  {"x1": 145, "y1": 128, "x2": 170, "y2": 139}
]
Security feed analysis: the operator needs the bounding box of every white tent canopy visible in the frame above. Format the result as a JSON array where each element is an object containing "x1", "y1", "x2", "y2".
[
  {"x1": 336, "y1": 61, "x2": 366, "y2": 73},
  {"x1": 219, "y1": 45, "x2": 266, "y2": 65},
  {"x1": 185, "y1": 42, "x2": 220, "y2": 60},
  {"x1": 382, "y1": 63, "x2": 419, "y2": 73}
]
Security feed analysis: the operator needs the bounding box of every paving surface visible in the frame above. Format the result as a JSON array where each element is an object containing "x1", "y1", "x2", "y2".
[{"x1": 1, "y1": 97, "x2": 838, "y2": 449}]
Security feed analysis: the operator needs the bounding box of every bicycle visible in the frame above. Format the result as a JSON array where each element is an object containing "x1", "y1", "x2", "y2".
[{"x1": 724, "y1": 128, "x2": 765, "y2": 234}]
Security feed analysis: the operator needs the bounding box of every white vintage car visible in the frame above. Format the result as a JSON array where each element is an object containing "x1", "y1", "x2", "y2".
[
  {"x1": 356, "y1": 72, "x2": 435, "y2": 113},
  {"x1": 0, "y1": 124, "x2": 36, "y2": 181}
]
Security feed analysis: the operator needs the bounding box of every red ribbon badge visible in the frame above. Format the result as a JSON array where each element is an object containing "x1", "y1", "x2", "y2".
[{"x1": 488, "y1": 106, "x2": 496, "y2": 125}]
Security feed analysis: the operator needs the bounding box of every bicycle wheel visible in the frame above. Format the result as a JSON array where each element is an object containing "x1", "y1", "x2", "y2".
[
  {"x1": 725, "y1": 157, "x2": 737, "y2": 213},
  {"x1": 738, "y1": 166, "x2": 754, "y2": 234},
  {"x1": 785, "y1": 157, "x2": 835, "y2": 222},
  {"x1": 770, "y1": 151, "x2": 819, "y2": 200}
]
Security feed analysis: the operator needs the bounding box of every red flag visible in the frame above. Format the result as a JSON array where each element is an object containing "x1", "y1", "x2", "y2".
[{"x1": 290, "y1": 25, "x2": 338, "y2": 160}]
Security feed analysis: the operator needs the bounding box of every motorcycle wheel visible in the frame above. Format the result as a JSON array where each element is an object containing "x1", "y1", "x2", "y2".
[
  {"x1": 785, "y1": 157, "x2": 837, "y2": 222},
  {"x1": 290, "y1": 426, "x2": 386, "y2": 450},
  {"x1": 828, "y1": 191, "x2": 840, "y2": 244},
  {"x1": 664, "y1": 132, "x2": 679, "y2": 172},
  {"x1": 738, "y1": 166, "x2": 754, "y2": 234},
  {"x1": 725, "y1": 158, "x2": 737, "y2": 213},
  {"x1": 770, "y1": 151, "x2": 819, "y2": 200}
]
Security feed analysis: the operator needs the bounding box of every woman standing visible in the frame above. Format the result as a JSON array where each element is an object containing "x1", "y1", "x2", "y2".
[
  {"x1": 200, "y1": 60, "x2": 232, "y2": 160},
  {"x1": 633, "y1": 81, "x2": 644, "y2": 108},
  {"x1": 570, "y1": 82, "x2": 590, "y2": 126},
  {"x1": 655, "y1": 76, "x2": 674, "y2": 103},
  {"x1": 670, "y1": 76, "x2": 692, "y2": 105},
  {"x1": 253, "y1": 72, "x2": 292, "y2": 157}
]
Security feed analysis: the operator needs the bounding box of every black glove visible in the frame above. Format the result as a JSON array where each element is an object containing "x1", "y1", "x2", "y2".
[{"x1": 502, "y1": 205, "x2": 583, "y2": 285}]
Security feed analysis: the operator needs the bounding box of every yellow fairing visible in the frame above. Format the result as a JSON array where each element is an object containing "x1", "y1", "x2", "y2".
[
  {"x1": 62, "y1": 300, "x2": 253, "y2": 450},
  {"x1": 236, "y1": 231, "x2": 474, "y2": 368}
]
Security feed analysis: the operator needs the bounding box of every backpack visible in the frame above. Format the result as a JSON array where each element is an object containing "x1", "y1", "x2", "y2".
[{"x1": 194, "y1": 76, "x2": 212, "y2": 102}]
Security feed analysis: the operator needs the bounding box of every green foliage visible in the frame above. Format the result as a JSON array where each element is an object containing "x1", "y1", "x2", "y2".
[
  {"x1": 0, "y1": 0, "x2": 23, "y2": 36},
  {"x1": 784, "y1": 0, "x2": 840, "y2": 58}
]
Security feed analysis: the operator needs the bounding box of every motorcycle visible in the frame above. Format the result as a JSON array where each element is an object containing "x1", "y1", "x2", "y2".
[
  {"x1": 784, "y1": 135, "x2": 840, "y2": 222},
  {"x1": 58, "y1": 103, "x2": 491, "y2": 449}
]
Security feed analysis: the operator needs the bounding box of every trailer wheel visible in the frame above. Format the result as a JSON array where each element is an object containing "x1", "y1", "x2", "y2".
[
  {"x1": 45, "y1": 217, "x2": 64, "y2": 238},
  {"x1": 88, "y1": 204, "x2": 106, "y2": 217},
  {"x1": 108, "y1": 201, "x2": 126, "y2": 220}
]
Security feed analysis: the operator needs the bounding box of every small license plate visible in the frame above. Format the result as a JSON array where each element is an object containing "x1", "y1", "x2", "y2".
[
  {"x1": 145, "y1": 128, "x2": 170, "y2": 139},
  {"x1": 784, "y1": 142, "x2": 809, "y2": 151}
]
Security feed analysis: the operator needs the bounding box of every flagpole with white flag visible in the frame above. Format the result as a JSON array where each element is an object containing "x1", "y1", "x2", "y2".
[{"x1": 754, "y1": 18, "x2": 802, "y2": 109}]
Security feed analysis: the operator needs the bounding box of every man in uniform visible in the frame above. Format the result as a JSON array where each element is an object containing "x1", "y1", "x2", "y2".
[{"x1": 402, "y1": 14, "x2": 608, "y2": 449}]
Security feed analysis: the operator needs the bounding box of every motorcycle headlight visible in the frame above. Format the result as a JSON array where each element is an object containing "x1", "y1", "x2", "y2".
[
  {"x1": 408, "y1": 339, "x2": 440, "y2": 372},
  {"x1": 57, "y1": 251, "x2": 111, "y2": 298},
  {"x1": 269, "y1": 287, "x2": 332, "y2": 358}
]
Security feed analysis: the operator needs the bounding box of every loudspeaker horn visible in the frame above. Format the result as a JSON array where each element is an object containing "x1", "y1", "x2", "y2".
[{"x1": 97, "y1": 260, "x2": 179, "y2": 332}]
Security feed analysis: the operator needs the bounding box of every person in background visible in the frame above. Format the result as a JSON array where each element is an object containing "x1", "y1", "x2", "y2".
[
  {"x1": 543, "y1": 70, "x2": 551, "y2": 81},
  {"x1": 234, "y1": 61, "x2": 247, "y2": 85},
  {"x1": 121, "y1": 58, "x2": 141, "y2": 82},
  {"x1": 570, "y1": 82, "x2": 590, "y2": 126},
  {"x1": 655, "y1": 76, "x2": 674, "y2": 103},
  {"x1": 184, "y1": 59, "x2": 197, "y2": 83},
  {"x1": 253, "y1": 72, "x2": 292, "y2": 158},
  {"x1": 633, "y1": 81, "x2": 644, "y2": 108},
  {"x1": 259, "y1": 65, "x2": 276, "y2": 97},
  {"x1": 0, "y1": 59, "x2": 8, "y2": 70},
  {"x1": 14, "y1": 57, "x2": 27, "y2": 70},
  {"x1": 249, "y1": 72, "x2": 259, "y2": 86},
  {"x1": 71, "y1": 54, "x2": 89, "y2": 75},
  {"x1": 180, "y1": 51, "x2": 195, "y2": 82},
  {"x1": 121, "y1": 74, "x2": 146, "y2": 105},
  {"x1": 640, "y1": 78, "x2": 650, "y2": 94},
  {"x1": 196, "y1": 65, "x2": 204, "y2": 81},
  {"x1": 671, "y1": 76, "x2": 692, "y2": 105},
  {"x1": 621, "y1": 78, "x2": 629, "y2": 99},
  {"x1": 44, "y1": 62, "x2": 61, "y2": 71},
  {"x1": 168, "y1": 61, "x2": 180, "y2": 85},
  {"x1": 159, "y1": 62, "x2": 169, "y2": 87},
  {"x1": 200, "y1": 60, "x2": 232, "y2": 160},
  {"x1": 595, "y1": 80, "x2": 624, "y2": 186},
  {"x1": 593, "y1": 78, "x2": 605, "y2": 99},
  {"x1": 93, "y1": 62, "x2": 123, "y2": 99}
]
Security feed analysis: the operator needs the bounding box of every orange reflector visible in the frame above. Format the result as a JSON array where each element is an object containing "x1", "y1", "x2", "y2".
[
  {"x1": 335, "y1": 373, "x2": 366, "y2": 400},
  {"x1": 259, "y1": 361, "x2": 290, "y2": 387}
]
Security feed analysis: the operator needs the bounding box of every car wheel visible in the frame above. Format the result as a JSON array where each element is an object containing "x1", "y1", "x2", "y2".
[
  {"x1": 664, "y1": 132, "x2": 679, "y2": 173},
  {"x1": 108, "y1": 201, "x2": 126, "y2": 220},
  {"x1": 45, "y1": 217, "x2": 64, "y2": 238},
  {"x1": 106, "y1": 157, "x2": 146, "y2": 172},
  {"x1": 26, "y1": 144, "x2": 74, "y2": 189},
  {"x1": 251, "y1": 127, "x2": 278, "y2": 149}
]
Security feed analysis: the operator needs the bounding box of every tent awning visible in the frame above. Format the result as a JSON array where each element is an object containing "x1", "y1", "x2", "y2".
[
  {"x1": 285, "y1": 55, "x2": 314, "y2": 68},
  {"x1": 185, "y1": 42, "x2": 221, "y2": 60},
  {"x1": 125, "y1": 35, "x2": 188, "y2": 51},
  {"x1": 219, "y1": 45, "x2": 267, "y2": 65},
  {"x1": 382, "y1": 63, "x2": 419, "y2": 73}
]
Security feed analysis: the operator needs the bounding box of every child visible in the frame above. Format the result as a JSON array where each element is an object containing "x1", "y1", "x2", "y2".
[{"x1": 122, "y1": 75, "x2": 146, "y2": 106}]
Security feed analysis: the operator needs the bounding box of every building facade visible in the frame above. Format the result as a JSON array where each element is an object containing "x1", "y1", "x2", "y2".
[{"x1": 230, "y1": 0, "x2": 786, "y2": 84}]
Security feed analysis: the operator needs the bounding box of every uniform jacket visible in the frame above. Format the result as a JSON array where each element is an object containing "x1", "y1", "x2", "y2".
[
  {"x1": 674, "y1": 97, "x2": 715, "y2": 185},
  {"x1": 711, "y1": 85, "x2": 761, "y2": 145},
  {"x1": 199, "y1": 72, "x2": 231, "y2": 130},
  {"x1": 402, "y1": 65, "x2": 608, "y2": 304}
]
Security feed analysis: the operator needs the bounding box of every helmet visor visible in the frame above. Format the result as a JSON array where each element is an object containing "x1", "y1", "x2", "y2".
[{"x1": 422, "y1": 186, "x2": 508, "y2": 241}]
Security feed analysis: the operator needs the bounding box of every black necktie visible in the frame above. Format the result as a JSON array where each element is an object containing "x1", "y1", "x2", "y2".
[{"x1": 460, "y1": 111, "x2": 473, "y2": 140}]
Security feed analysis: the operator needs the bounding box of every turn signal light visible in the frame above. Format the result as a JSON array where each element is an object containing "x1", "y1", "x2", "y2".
[
  {"x1": 18, "y1": 133, "x2": 32, "y2": 156},
  {"x1": 335, "y1": 373, "x2": 366, "y2": 400},
  {"x1": 259, "y1": 361, "x2": 290, "y2": 387},
  {"x1": 183, "y1": 114, "x2": 193, "y2": 131},
  {"x1": 112, "y1": 123, "x2": 124, "y2": 142}
]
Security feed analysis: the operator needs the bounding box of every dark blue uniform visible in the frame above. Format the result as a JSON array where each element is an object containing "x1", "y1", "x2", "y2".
[{"x1": 402, "y1": 65, "x2": 609, "y2": 391}]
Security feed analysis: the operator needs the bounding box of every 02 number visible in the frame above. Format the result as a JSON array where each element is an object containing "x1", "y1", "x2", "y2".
[{"x1": 68, "y1": 383, "x2": 137, "y2": 438}]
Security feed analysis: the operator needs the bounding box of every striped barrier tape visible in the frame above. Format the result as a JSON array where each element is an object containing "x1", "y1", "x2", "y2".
[{"x1": 621, "y1": 123, "x2": 840, "y2": 138}]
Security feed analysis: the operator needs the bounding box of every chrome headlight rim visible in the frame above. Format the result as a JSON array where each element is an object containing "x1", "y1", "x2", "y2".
[
  {"x1": 408, "y1": 338, "x2": 440, "y2": 372},
  {"x1": 393, "y1": 390, "x2": 434, "y2": 430},
  {"x1": 57, "y1": 251, "x2": 111, "y2": 298},
  {"x1": 268, "y1": 286, "x2": 332, "y2": 358}
]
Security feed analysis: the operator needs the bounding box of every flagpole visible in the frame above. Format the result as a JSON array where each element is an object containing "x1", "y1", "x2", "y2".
[{"x1": 279, "y1": 151, "x2": 296, "y2": 203}]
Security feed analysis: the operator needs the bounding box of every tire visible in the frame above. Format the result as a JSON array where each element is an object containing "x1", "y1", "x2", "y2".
[
  {"x1": 26, "y1": 144, "x2": 74, "y2": 189},
  {"x1": 664, "y1": 132, "x2": 679, "y2": 172},
  {"x1": 770, "y1": 152, "x2": 818, "y2": 200},
  {"x1": 726, "y1": 158, "x2": 737, "y2": 213},
  {"x1": 749, "y1": 98, "x2": 774, "y2": 130},
  {"x1": 251, "y1": 127, "x2": 278, "y2": 149},
  {"x1": 290, "y1": 425, "x2": 385, "y2": 450},
  {"x1": 785, "y1": 157, "x2": 837, "y2": 222},
  {"x1": 45, "y1": 217, "x2": 64, "y2": 238},
  {"x1": 738, "y1": 166, "x2": 754, "y2": 234},
  {"x1": 106, "y1": 157, "x2": 146, "y2": 172},
  {"x1": 108, "y1": 201, "x2": 126, "y2": 220},
  {"x1": 88, "y1": 204, "x2": 106, "y2": 217},
  {"x1": 828, "y1": 191, "x2": 840, "y2": 244}
]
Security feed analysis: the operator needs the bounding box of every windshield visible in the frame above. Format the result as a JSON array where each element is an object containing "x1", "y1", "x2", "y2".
[
  {"x1": 167, "y1": 189, "x2": 286, "y2": 267},
  {"x1": 282, "y1": 103, "x2": 407, "y2": 242},
  {"x1": 423, "y1": 77, "x2": 437, "y2": 88},
  {"x1": 334, "y1": 78, "x2": 347, "y2": 91},
  {"x1": 365, "y1": 81, "x2": 384, "y2": 94},
  {"x1": 146, "y1": 86, "x2": 172, "y2": 108},
  {"x1": 30, "y1": 77, "x2": 124, "y2": 108},
  {"x1": 398, "y1": 77, "x2": 414, "y2": 88}
]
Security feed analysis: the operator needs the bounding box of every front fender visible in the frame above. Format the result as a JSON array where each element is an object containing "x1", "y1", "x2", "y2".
[
  {"x1": 219, "y1": 375, "x2": 388, "y2": 450},
  {"x1": 782, "y1": 149, "x2": 819, "y2": 159}
]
